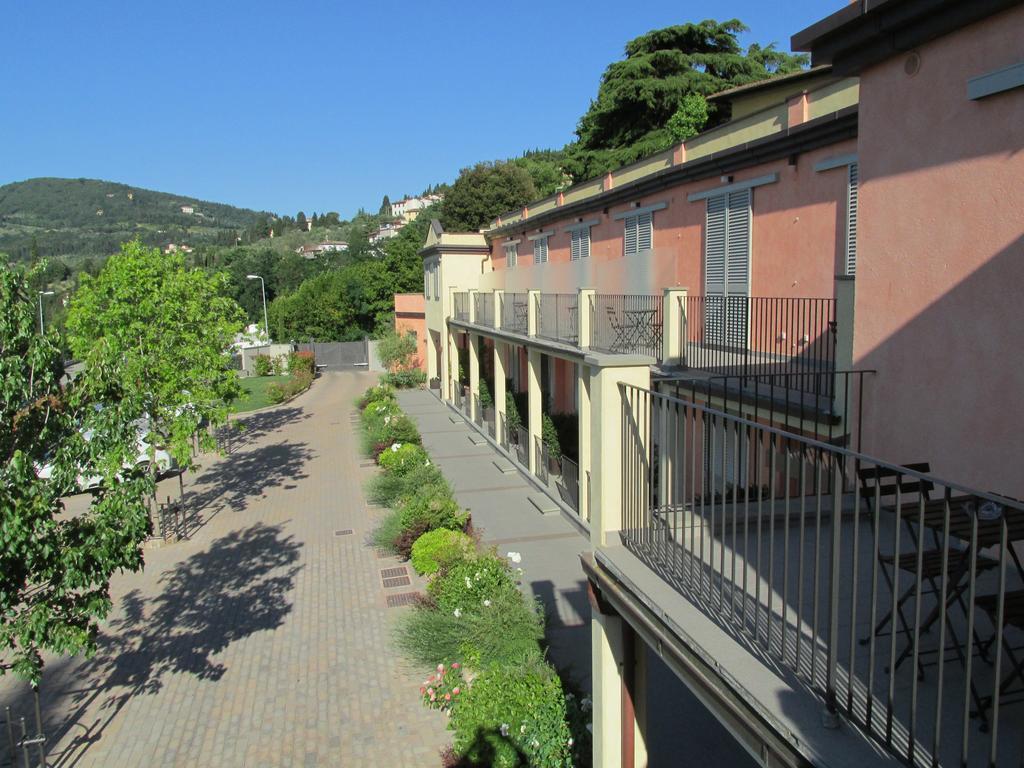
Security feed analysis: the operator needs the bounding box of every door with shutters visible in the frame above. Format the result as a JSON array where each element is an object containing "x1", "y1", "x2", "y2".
[{"x1": 704, "y1": 189, "x2": 751, "y2": 349}]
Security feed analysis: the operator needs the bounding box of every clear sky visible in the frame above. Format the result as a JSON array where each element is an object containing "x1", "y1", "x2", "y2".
[{"x1": 2, "y1": 0, "x2": 843, "y2": 219}]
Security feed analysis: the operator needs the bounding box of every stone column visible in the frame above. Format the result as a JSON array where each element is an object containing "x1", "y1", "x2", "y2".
[
  {"x1": 494, "y1": 340, "x2": 507, "y2": 444},
  {"x1": 578, "y1": 288, "x2": 595, "y2": 348},
  {"x1": 527, "y1": 289, "x2": 540, "y2": 337},
  {"x1": 493, "y1": 290, "x2": 504, "y2": 330},
  {"x1": 469, "y1": 333, "x2": 480, "y2": 422},
  {"x1": 577, "y1": 363, "x2": 592, "y2": 522},
  {"x1": 832, "y1": 275, "x2": 856, "y2": 437},
  {"x1": 592, "y1": 610, "x2": 625, "y2": 768},
  {"x1": 527, "y1": 346, "x2": 542, "y2": 475}
]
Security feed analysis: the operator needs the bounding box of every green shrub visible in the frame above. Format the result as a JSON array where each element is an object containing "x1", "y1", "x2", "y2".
[
  {"x1": 361, "y1": 408, "x2": 420, "y2": 457},
  {"x1": 378, "y1": 443, "x2": 429, "y2": 475},
  {"x1": 450, "y1": 660, "x2": 573, "y2": 768},
  {"x1": 267, "y1": 369, "x2": 313, "y2": 404},
  {"x1": 367, "y1": 462, "x2": 447, "y2": 507},
  {"x1": 289, "y1": 350, "x2": 315, "y2": 375},
  {"x1": 398, "y1": 485, "x2": 465, "y2": 535},
  {"x1": 410, "y1": 529, "x2": 475, "y2": 575},
  {"x1": 505, "y1": 387, "x2": 522, "y2": 433},
  {"x1": 253, "y1": 354, "x2": 272, "y2": 377},
  {"x1": 372, "y1": 508, "x2": 405, "y2": 554},
  {"x1": 380, "y1": 369, "x2": 427, "y2": 389},
  {"x1": 396, "y1": 589, "x2": 544, "y2": 669},
  {"x1": 358, "y1": 384, "x2": 396, "y2": 410},
  {"x1": 541, "y1": 413, "x2": 561, "y2": 461},
  {"x1": 428, "y1": 553, "x2": 519, "y2": 616},
  {"x1": 479, "y1": 379, "x2": 493, "y2": 410},
  {"x1": 421, "y1": 662, "x2": 466, "y2": 713}
]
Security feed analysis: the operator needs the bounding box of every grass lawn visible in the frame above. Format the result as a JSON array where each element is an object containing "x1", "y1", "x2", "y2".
[{"x1": 232, "y1": 375, "x2": 290, "y2": 413}]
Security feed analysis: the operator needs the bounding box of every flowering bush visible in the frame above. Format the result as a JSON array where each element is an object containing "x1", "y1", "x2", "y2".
[
  {"x1": 357, "y1": 384, "x2": 395, "y2": 410},
  {"x1": 449, "y1": 660, "x2": 574, "y2": 768},
  {"x1": 289, "y1": 349, "x2": 315, "y2": 376},
  {"x1": 267, "y1": 368, "x2": 313, "y2": 404},
  {"x1": 253, "y1": 354, "x2": 273, "y2": 377},
  {"x1": 377, "y1": 443, "x2": 430, "y2": 476},
  {"x1": 420, "y1": 662, "x2": 465, "y2": 713},
  {"x1": 428, "y1": 553, "x2": 519, "y2": 616},
  {"x1": 410, "y1": 529, "x2": 475, "y2": 575}
]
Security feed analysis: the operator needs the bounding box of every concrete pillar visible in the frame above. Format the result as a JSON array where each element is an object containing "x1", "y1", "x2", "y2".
[
  {"x1": 527, "y1": 346, "x2": 543, "y2": 474},
  {"x1": 578, "y1": 288, "x2": 595, "y2": 348},
  {"x1": 493, "y1": 290, "x2": 504, "y2": 330},
  {"x1": 592, "y1": 611, "x2": 625, "y2": 768},
  {"x1": 527, "y1": 289, "x2": 540, "y2": 337},
  {"x1": 578, "y1": 364, "x2": 592, "y2": 522},
  {"x1": 494, "y1": 341, "x2": 508, "y2": 443},
  {"x1": 587, "y1": 356, "x2": 652, "y2": 547},
  {"x1": 662, "y1": 287, "x2": 688, "y2": 366},
  {"x1": 469, "y1": 333, "x2": 480, "y2": 421}
]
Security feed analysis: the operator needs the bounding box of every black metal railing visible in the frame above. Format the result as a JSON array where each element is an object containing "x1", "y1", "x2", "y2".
[
  {"x1": 619, "y1": 383, "x2": 1024, "y2": 768},
  {"x1": 538, "y1": 293, "x2": 579, "y2": 345},
  {"x1": 681, "y1": 295, "x2": 836, "y2": 380},
  {"x1": 473, "y1": 394, "x2": 482, "y2": 427},
  {"x1": 453, "y1": 292, "x2": 470, "y2": 322},
  {"x1": 498, "y1": 412, "x2": 509, "y2": 451},
  {"x1": 512, "y1": 424, "x2": 529, "y2": 467},
  {"x1": 502, "y1": 292, "x2": 529, "y2": 335},
  {"x1": 662, "y1": 370, "x2": 874, "y2": 451},
  {"x1": 474, "y1": 293, "x2": 495, "y2": 327},
  {"x1": 461, "y1": 385, "x2": 470, "y2": 419},
  {"x1": 484, "y1": 406, "x2": 496, "y2": 439},
  {"x1": 591, "y1": 294, "x2": 663, "y2": 360},
  {"x1": 533, "y1": 436, "x2": 582, "y2": 515}
]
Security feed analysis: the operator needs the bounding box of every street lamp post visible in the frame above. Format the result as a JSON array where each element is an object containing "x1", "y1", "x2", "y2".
[
  {"x1": 37, "y1": 290, "x2": 54, "y2": 334},
  {"x1": 246, "y1": 275, "x2": 269, "y2": 340}
]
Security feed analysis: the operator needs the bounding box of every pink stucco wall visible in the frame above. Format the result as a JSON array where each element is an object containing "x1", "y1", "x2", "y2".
[
  {"x1": 489, "y1": 139, "x2": 856, "y2": 301},
  {"x1": 853, "y1": 5, "x2": 1024, "y2": 497},
  {"x1": 394, "y1": 293, "x2": 427, "y2": 371}
]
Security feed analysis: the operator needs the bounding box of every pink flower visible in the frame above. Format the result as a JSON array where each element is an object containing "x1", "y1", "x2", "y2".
[
  {"x1": 451, "y1": 662, "x2": 460, "y2": 669},
  {"x1": 427, "y1": 688, "x2": 434, "y2": 696},
  {"x1": 445, "y1": 693, "x2": 451, "y2": 701},
  {"x1": 437, "y1": 664, "x2": 445, "y2": 672},
  {"x1": 419, "y1": 687, "x2": 425, "y2": 695},
  {"x1": 430, "y1": 693, "x2": 436, "y2": 701},
  {"x1": 452, "y1": 687, "x2": 461, "y2": 695}
]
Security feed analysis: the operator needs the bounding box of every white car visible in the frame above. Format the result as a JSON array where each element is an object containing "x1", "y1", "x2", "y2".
[{"x1": 36, "y1": 427, "x2": 178, "y2": 493}]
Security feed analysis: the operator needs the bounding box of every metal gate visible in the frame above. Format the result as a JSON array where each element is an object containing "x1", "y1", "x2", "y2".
[
  {"x1": 297, "y1": 341, "x2": 368, "y2": 370},
  {"x1": 3, "y1": 693, "x2": 46, "y2": 768}
]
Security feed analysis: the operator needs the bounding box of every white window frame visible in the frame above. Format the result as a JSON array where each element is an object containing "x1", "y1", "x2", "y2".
[
  {"x1": 532, "y1": 235, "x2": 549, "y2": 264},
  {"x1": 504, "y1": 241, "x2": 519, "y2": 269},
  {"x1": 613, "y1": 202, "x2": 665, "y2": 257},
  {"x1": 432, "y1": 261, "x2": 439, "y2": 301}
]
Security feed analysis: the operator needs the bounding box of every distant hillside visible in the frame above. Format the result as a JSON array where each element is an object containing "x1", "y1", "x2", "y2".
[{"x1": 0, "y1": 177, "x2": 272, "y2": 261}]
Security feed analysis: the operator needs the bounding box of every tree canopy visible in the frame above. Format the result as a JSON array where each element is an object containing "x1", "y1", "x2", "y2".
[
  {"x1": 1, "y1": 265, "x2": 152, "y2": 684},
  {"x1": 439, "y1": 162, "x2": 537, "y2": 233},
  {"x1": 67, "y1": 240, "x2": 245, "y2": 466}
]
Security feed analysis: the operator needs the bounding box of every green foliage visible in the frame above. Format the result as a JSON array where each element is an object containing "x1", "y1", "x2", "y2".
[
  {"x1": 1, "y1": 265, "x2": 152, "y2": 684},
  {"x1": 450, "y1": 661, "x2": 573, "y2": 768},
  {"x1": 357, "y1": 383, "x2": 396, "y2": 410},
  {"x1": 541, "y1": 414, "x2": 562, "y2": 461},
  {"x1": 396, "y1": 589, "x2": 544, "y2": 670},
  {"x1": 427, "y1": 554, "x2": 520, "y2": 616},
  {"x1": 410, "y1": 529, "x2": 475, "y2": 576},
  {"x1": 253, "y1": 354, "x2": 272, "y2": 377},
  {"x1": 440, "y1": 162, "x2": 537, "y2": 232},
  {"x1": 378, "y1": 443, "x2": 430, "y2": 476},
  {"x1": 266, "y1": 368, "x2": 313, "y2": 404},
  {"x1": 66, "y1": 240, "x2": 245, "y2": 466},
  {"x1": 289, "y1": 350, "x2": 315, "y2": 376},
  {"x1": 376, "y1": 330, "x2": 418, "y2": 372},
  {"x1": 367, "y1": 461, "x2": 447, "y2": 507},
  {"x1": 421, "y1": 661, "x2": 466, "y2": 712},
  {"x1": 0, "y1": 178, "x2": 267, "y2": 263},
  {"x1": 371, "y1": 508, "x2": 406, "y2": 554},
  {"x1": 479, "y1": 379, "x2": 493, "y2": 410},
  {"x1": 397, "y1": 485, "x2": 466, "y2": 539},
  {"x1": 379, "y1": 369, "x2": 426, "y2": 389},
  {"x1": 505, "y1": 388, "x2": 523, "y2": 434},
  {"x1": 666, "y1": 92, "x2": 710, "y2": 142}
]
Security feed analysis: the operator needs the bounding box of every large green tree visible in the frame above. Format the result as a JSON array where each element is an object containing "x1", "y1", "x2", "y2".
[
  {"x1": 440, "y1": 162, "x2": 537, "y2": 233},
  {"x1": 1, "y1": 265, "x2": 152, "y2": 684},
  {"x1": 66, "y1": 240, "x2": 245, "y2": 466}
]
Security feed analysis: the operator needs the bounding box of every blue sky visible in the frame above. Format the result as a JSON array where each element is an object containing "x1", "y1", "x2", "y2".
[{"x1": 1, "y1": 0, "x2": 843, "y2": 218}]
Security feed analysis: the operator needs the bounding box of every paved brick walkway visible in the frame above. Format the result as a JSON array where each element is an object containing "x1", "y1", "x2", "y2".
[{"x1": 0, "y1": 372, "x2": 449, "y2": 767}]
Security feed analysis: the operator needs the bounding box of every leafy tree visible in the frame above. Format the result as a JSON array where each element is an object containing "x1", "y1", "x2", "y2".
[
  {"x1": 67, "y1": 240, "x2": 245, "y2": 468},
  {"x1": 1, "y1": 265, "x2": 152, "y2": 685},
  {"x1": 296, "y1": 211, "x2": 307, "y2": 230},
  {"x1": 379, "y1": 195, "x2": 392, "y2": 216},
  {"x1": 376, "y1": 331, "x2": 418, "y2": 372},
  {"x1": 440, "y1": 162, "x2": 537, "y2": 232},
  {"x1": 666, "y1": 92, "x2": 710, "y2": 142}
]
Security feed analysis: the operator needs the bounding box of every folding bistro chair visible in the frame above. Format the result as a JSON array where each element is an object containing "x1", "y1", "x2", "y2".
[
  {"x1": 974, "y1": 590, "x2": 1024, "y2": 730},
  {"x1": 858, "y1": 463, "x2": 997, "y2": 677},
  {"x1": 606, "y1": 306, "x2": 630, "y2": 352}
]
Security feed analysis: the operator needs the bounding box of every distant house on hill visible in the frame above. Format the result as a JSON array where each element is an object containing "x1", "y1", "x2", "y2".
[
  {"x1": 295, "y1": 241, "x2": 349, "y2": 259},
  {"x1": 391, "y1": 194, "x2": 443, "y2": 224},
  {"x1": 369, "y1": 222, "x2": 403, "y2": 244},
  {"x1": 180, "y1": 204, "x2": 195, "y2": 215},
  {"x1": 164, "y1": 243, "x2": 194, "y2": 254}
]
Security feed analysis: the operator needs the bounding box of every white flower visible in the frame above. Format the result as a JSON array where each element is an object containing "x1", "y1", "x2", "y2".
[
  {"x1": 516, "y1": 567, "x2": 524, "y2": 575},
  {"x1": 520, "y1": 724, "x2": 527, "y2": 734},
  {"x1": 568, "y1": 738, "x2": 574, "y2": 747},
  {"x1": 390, "y1": 443, "x2": 400, "y2": 452},
  {"x1": 453, "y1": 608, "x2": 462, "y2": 618},
  {"x1": 384, "y1": 415, "x2": 392, "y2": 425},
  {"x1": 424, "y1": 459, "x2": 431, "y2": 466},
  {"x1": 507, "y1": 551, "x2": 522, "y2": 564},
  {"x1": 464, "y1": 576, "x2": 472, "y2": 589},
  {"x1": 500, "y1": 723, "x2": 510, "y2": 737},
  {"x1": 531, "y1": 739, "x2": 540, "y2": 749},
  {"x1": 483, "y1": 599, "x2": 491, "y2": 607}
]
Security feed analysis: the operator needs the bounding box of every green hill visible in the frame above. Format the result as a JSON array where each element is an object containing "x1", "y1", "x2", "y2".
[{"x1": 0, "y1": 177, "x2": 272, "y2": 262}]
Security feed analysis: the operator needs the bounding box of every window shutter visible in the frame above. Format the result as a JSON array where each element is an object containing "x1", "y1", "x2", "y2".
[
  {"x1": 637, "y1": 211, "x2": 653, "y2": 252},
  {"x1": 505, "y1": 243, "x2": 517, "y2": 268},
  {"x1": 534, "y1": 236, "x2": 548, "y2": 264},
  {"x1": 580, "y1": 228, "x2": 590, "y2": 259},
  {"x1": 725, "y1": 190, "x2": 750, "y2": 297},
  {"x1": 704, "y1": 195, "x2": 727, "y2": 295},
  {"x1": 570, "y1": 230, "x2": 580, "y2": 261},
  {"x1": 846, "y1": 162, "x2": 858, "y2": 276},
  {"x1": 624, "y1": 216, "x2": 638, "y2": 255}
]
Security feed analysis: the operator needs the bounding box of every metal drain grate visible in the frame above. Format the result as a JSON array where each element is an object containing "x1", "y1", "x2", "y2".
[
  {"x1": 380, "y1": 566, "x2": 408, "y2": 579},
  {"x1": 386, "y1": 591, "x2": 420, "y2": 608},
  {"x1": 334, "y1": 529, "x2": 354, "y2": 536},
  {"x1": 382, "y1": 575, "x2": 412, "y2": 588}
]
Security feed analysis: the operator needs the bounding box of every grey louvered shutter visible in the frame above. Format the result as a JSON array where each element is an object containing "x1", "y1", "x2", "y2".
[
  {"x1": 724, "y1": 189, "x2": 751, "y2": 347},
  {"x1": 570, "y1": 230, "x2": 580, "y2": 261},
  {"x1": 624, "y1": 215, "x2": 638, "y2": 255},
  {"x1": 846, "y1": 162, "x2": 858, "y2": 276},
  {"x1": 637, "y1": 211, "x2": 653, "y2": 252},
  {"x1": 704, "y1": 195, "x2": 727, "y2": 345},
  {"x1": 580, "y1": 228, "x2": 590, "y2": 259}
]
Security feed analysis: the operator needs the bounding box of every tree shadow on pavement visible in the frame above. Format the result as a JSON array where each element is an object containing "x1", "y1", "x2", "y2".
[
  {"x1": 221, "y1": 406, "x2": 311, "y2": 451},
  {"x1": 183, "y1": 440, "x2": 315, "y2": 532},
  {"x1": 7, "y1": 522, "x2": 303, "y2": 768}
]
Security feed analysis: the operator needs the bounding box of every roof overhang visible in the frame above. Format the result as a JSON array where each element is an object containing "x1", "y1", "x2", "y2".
[{"x1": 791, "y1": 0, "x2": 1023, "y2": 75}]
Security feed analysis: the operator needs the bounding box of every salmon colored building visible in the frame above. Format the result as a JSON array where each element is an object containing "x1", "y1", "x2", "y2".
[
  {"x1": 393, "y1": 292, "x2": 427, "y2": 372},
  {"x1": 420, "y1": 2, "x2": 1024, "y2": 766}
]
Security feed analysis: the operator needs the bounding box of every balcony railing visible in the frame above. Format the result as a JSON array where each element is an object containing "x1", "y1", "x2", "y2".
[
  {"x1": 511, "y1": 424, "x2": 529, "y2": 467},
  {"x1": 533, "y1": 434, "x2": 581, "y2": 515},
  {"x1": 619, "y1": 383, "x2": 1024, "y2": 768},
  {"x1": 453, "y1": 292, "x2": 470, "y2": 322},
  {"x1": 502, "y1": 293, "x2": 529, "y2": 335},
  {"x1": 474, "y1": 292, "x2": 495, "y2": 327},
  {"x1": 538, "y1": 293, "x2": 579, "y2": 345},
  {"x1": 681, "y1": 295, "x2": 836, "y2": 381},
  {"x1": 591, "y1": 294, "x2": 663, "y2": 360}
]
